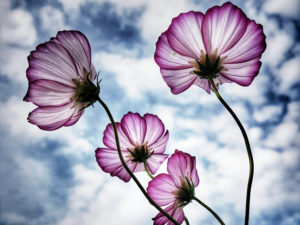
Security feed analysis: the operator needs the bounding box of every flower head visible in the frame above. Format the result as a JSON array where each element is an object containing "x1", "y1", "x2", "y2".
[
  {"x1": 155, "y1": 2, "x2": 266, "y2": 94},
  {"x1": 96, "y1": 112, "x2": 169, "y2": 182},
  {"x1": 147, "y1": 150, "x2": 199, "y2": 225},
  {"x1": 24, "y1": 30, "x2": 99, "y2": 130}
]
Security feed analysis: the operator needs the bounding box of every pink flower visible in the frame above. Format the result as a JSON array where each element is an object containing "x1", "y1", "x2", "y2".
[
  {"x1": 96, "y1": 112, "x2": 169, "y2": 182},
  {"x1": 155, "y1": 2, "x2": 266, "y2": 94},
  {"x1": 24, "y1": 30, "x2": 99, "y2": 130},
  {"x1": 147, "y1": 150, "x2": 199, "y2": 225}
]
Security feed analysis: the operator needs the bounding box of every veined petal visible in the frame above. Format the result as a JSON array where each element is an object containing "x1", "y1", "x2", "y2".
[
  {"x1": 149, "y1": 130, "x2": 169, "y2": 154},
  {"x1": 27, "y1": 102, "x2": 76, "y2": 131},
  {"x1": 167, "y1": 11, "x2": 205, "y2": 59},
  {"x1": 153, "y1": 202, "x2": 185, "y2": 225},
  {"x1": 64, "y1": 110, "x2": 84, "y2": 127},
  {"x1": 147, "y1": 174, "x2": 178, "y2": 206},
  {"x1": 202, "y1": 2, "x2": 248, "y2": 55},
  {"x1": 144, "y1": 114, "x2": 166, "y2": 146},
  {"x1": 23, "y1": 79, "x2": 74, "y2": 107},
  {"x1": 95, "y1": 148, "x2": 133, "y2": 182},
  {"x1": 167, "y1": 150, "x2": 199, "y2": 188},
  {"x1": 155, "y1": 32, "x2": 194, "y2": 70},
  {"x1": 161, "y1": 68, "x2": 198, "y2": 94},
  {"x1": 121, "y1": 112, "x2": 147, "y2": 146},
  {"x1": 146, "y1": 154, "x2": 169, "y2": 175},
  {"x1": 27, "y1": 41, "x2": 78, "y2": 86},
  {"x1": 103, "y1": 123, "x2": 135, "y2": 150},
  {"x1": 222, "y1": 20, "x2": 266, "y2": 63},
  {"x1": 52, "y1": 30, "x2": 93, "y2": 79}
]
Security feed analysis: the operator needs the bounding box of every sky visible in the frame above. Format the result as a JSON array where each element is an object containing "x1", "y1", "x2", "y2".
[{"x1": 0, "y1": 0, "x2": 299, "y2": 224}]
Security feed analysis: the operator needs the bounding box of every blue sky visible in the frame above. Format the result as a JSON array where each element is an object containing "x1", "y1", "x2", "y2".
[{"x1": 0, "y1": 0, "x2": 299, "y2": 224}]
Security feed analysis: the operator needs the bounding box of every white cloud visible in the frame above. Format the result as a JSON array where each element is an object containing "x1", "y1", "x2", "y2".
[
  {"x1": 263, "y1": 0, "x2": 300, "y2": 18},
  {"x1": 40, "y1": 6, "x2": 69, "y2": 35},
  {"x1": 277, "y1": 56, "x2": 300, "y2": 93},
  {"x1": 253, "y1": 105, "x2": 282, "y2": 123},
  {"x1": 0, "y1": 6, "x2": 36, "y2": 47}
]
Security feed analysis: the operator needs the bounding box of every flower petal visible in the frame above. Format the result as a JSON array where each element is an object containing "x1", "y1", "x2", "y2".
[
  {"x1": 64, "y1": 109, "x2": 84, "y2": 127},
  {"x1": 167, "y1": 11, "x2": 205, "y2": 59},
  {"x1": 121, "y1": 112, "x2": 146, "y2": 145},
  {"x1": 144, "y1": 114, "x2": 166, "y2": 146},
  {"x1": 147, "y1": 174, "x2": 178, "y2": 206},
  {"x1": 202, "y1": 2, "x2": 248, "y2": 55},
  {"x1": 146, "y1": 154, "x2": 169, "y2": 175},
  {"x1": 27, "y1": 102, "x2": 76, "y2": 131},
  {"x1": 149, "y1": 130, "x2": 169, "y2": 154},
  {"x1": 52, "y1": 30, "x2": 93, "y2": 79},
  {"x1": 23, "y1": 79, "x2": 74, "y2": 107},
  {"x1": 27, "y1": 41, "x2": 78, "y2": 86},
  {"x1": 153, "y1": 202, "x2": 185, "y2": 225},
  {"x1": 102, "y1": 123, "x2": 135, "y2": 150},
  {"x1": 167, "y1": 150, "x2": 199, "y2": 188},
  {"x1": 161, "y1": 68, "x2": 198, "y2": 94},
  {"x1": 95, "y1": 148, "x2": 134, "y2": 182},
  {"x1": 154, "y1": 32, "x2": 194, "y2": 70}
]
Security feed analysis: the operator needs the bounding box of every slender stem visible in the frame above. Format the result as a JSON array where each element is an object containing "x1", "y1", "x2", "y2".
[
  {"x1": 143, "y1": 161, "x2": 154, "y2": 179},
  {"x1": 208, "y1": 77, "x2": 254, "y2": 225},
  {"x1": 184, "y1": 216, "x2": 190, "y2": 225},
  {"x1": 97, "y1": 98, "x2": 180, "y2": 225},
  {"x1": 193, "y1": 196, "x2": 225, "y2": 225}
]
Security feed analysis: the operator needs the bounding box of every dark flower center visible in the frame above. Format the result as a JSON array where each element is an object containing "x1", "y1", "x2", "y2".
[
  {"x1": 72, "y1": 68, "x2": 100, "y2": 110},
  {"x1": 176, "y1": 176, "x2": 195, "y2": 207},
  {"x1": 192, "y1": 50, "x2": 225, "y2": 80},
  {"x1": 128, "y1": 143, "x2": 153, "y2": 163}
]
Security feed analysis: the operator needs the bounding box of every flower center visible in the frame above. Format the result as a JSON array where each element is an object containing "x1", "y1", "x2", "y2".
[
  {"x1": 191, "y1": 49, "x2": 225, "y2": 79},
  {"x1": 175, "y1": 177, "x2": 195, "y2": 207},
  {"x1": 72, "y1": 68, "x2": 100, "y2": 110},
  {"x1": 128, "y1": 143, "x2": 153, "y2": 163}
]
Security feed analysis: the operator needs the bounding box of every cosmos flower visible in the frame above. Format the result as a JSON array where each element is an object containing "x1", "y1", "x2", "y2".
[
  {"x1": 147, "y1": 150, "x2": 199, "y2": 225},
  {"x1": 24, "y1": 30, "x2": 99, "y2": 130},
  {"x1": 154, "y1": 2, "x2": 266, "y2": 94},
  {"x1": 96, "y1": 112, "x2": 169, "y2": 182}
]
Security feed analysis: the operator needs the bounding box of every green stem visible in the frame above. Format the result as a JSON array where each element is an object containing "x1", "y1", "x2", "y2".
[
  {"x1": 97, "y1": 98, "x2": 180, "y2": 225},
  {"x1": 208, "y1": 77, "x2": 254, "y2": 225},
  {"x1": 143, "y1": 161, "x2": 154, "y2": 179},
  {"x1": 184, "y1": 216, "x2": 190, "y2": 225},
  {"x1": 193, "y1": 196, "x2": 225, "y2": 225}
]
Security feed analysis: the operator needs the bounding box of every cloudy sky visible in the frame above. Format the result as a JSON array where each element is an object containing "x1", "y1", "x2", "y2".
[{"x1": 0, "y1": 0, "x2": 299, "y2": 224}]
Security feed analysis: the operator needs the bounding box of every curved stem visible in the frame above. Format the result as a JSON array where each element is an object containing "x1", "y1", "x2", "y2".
[
  {"x1": 184, "y1": 216, "x2": 190, "y2": 225},
  {"x1": 208, "y1": 77, "x2": 254, "y2": 225},
  {"x1": 97, "y1": 98, "x2": 180, "y2": 225},
  {"x1": 143, "y1": 161, "x2": 154, "y2": 179},
  {"x1": 193, "y1": 196, "x2": 225, "y2": 225}
]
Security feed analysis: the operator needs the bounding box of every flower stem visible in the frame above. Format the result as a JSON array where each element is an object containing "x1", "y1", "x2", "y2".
[
  {"x1": 184, "y1": 216, "x2": 190, "y2": 225},
  {"x1": 97, "y1": 98, "x2": 180, "y2": 225},
  {"x1": 208, "y1": 77, "x2": 254, "y2": 225},
  {"x1": 193, "y1": 196, "x2": 225, "y2": 225},
  {"x1": 143, "y1": 161, "x2": 154, "y2": 179}
]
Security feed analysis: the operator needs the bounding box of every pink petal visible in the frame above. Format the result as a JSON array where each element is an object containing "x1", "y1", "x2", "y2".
[
  {"x1": 23, "y1": 79, "x2": 74, "y2": 107},
  {"x1": 202, "y1": 2, "x2": 248, "y2": 55},
  {"x1": 27, "y1": 41, "x2": 78, "y2": 86},
  {"x1": 147, "y1": 174, "x2": 178, "y2": 206},
  {"x1": 146, "y1": 154, "x2": 169, "y2": 174},
  {"x1": 167, "y1": 11, "x2": 205, "y2": 59},
  {"x1": 153, "y1": 202, "x2": 185, "y2": 225},
  {"x1": 160, "y1": 68, "x2": 198, "y2": 94},
  {"x1": 193, "y1": 77, "x2": 211, "y2": 93},
  {"x1": 64, "y1": 109, "x2": 84, "y2": 127},
  {"x1": 102, "y1": 122, "x2": 135, "y2": 150},
  {"x1": 121, "y1": 112, "x2": 146, "y2": 145},
  {"x1": 52, "y1": 30, "x2": 93, "y2": 79},
  {"x1": 27, "y1": 102, "x2": 76, "y2": 131},
  {"x1": 167, "y1": 150, "x2": 199, "y2": 188},
  {"x1": 149, "y1": 131, "x2": 169, "y2": 154},
  {"x1": 144, "y1": 114, "x2": 165, "y2": 146},
  {"x1": 222, "y1": 21, "x2": 266, "y2": 63},
  {"x1": 154, "y1": 32, "x2": 194, "y2": 70},
  {"x1": 95, "y1": 148, "x2": 134, "y2": 182}
]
